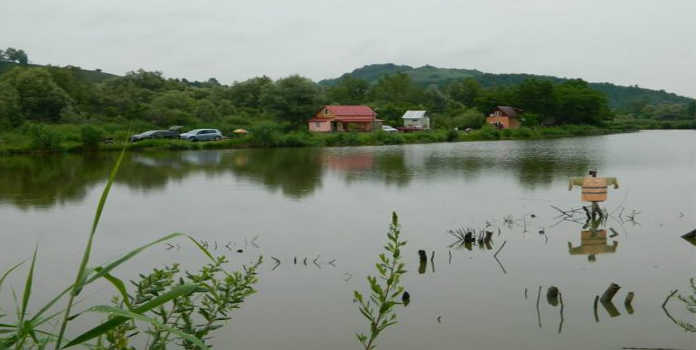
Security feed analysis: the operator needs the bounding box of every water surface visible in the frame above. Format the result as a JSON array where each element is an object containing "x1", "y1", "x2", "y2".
[{"x1": 0, "y1": 131, "x2": 695, "y2": 349}]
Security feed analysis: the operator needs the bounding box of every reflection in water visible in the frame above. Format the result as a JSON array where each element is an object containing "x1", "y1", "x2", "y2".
[
  {"x1": 0, "y1": 141, "x2": 597, "y2": 209},
  {"x1": 568, "y1": 229, "x2": 618, "y2": 262}
]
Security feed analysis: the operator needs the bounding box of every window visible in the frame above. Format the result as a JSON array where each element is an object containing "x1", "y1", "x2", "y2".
[{"x1": 314, "y1": 122, "x2": 321, "y2": 128}]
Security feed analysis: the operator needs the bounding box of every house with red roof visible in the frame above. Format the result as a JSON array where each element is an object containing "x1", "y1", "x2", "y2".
[
  {"x1": 308, "y1": 105, "x2": 380, "y2": 132},
  {"x1": 486, "y1": 106, "x2": 523, "y2": 129}
]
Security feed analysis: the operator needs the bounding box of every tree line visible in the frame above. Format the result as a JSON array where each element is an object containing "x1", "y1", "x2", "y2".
[
  {"x1": 0, "y1": 47, "x2": 29, "y2": 65},
  {"x1": 0, "y1": 55, "x2": 693, "y2": 131}
]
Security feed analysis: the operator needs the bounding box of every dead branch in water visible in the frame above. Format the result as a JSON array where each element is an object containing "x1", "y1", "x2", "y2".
[
  {"x1": 593, "y1": 295, "x2": 600, "y2": 323},
  {"x1": 558, "y1": 293, "x2": 565, "y2": 334},
  {"x1": 536, "y1": 286, "x2": 542, "y2": 328},
  {"x1": 494, "y1": 241, "x2": 506, "y2": 258}
]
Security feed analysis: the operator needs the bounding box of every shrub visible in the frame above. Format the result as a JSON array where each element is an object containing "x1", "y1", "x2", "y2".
[
  {"x1": 446, "y1": 129, "x2": 459, "y2": 142},
  {"x1": 513, "y1": 127, "x2": 534, "y2": 138},
  {"x1": 80, "y1": 125, "x2": 103, "y2": 148},
  {"x1": 27, "y1": 124, "x2": 63, "y2": 151},
  {"x1": 477, "y1": 125, "x2": 500, "y2": 140},
  {"x1": 279, "y1": 131, "x2": 319, "y2": 147},
  {"x1": 249, "y1": 121, "x2": 284, "y2": 147}
]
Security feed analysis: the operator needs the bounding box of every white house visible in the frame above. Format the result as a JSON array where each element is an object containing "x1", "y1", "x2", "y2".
[{"x1": 401, "y1": 110, "x2": 430, "y2": 129}]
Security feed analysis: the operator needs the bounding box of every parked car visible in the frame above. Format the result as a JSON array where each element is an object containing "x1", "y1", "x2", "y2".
[
  {"x1": 179, "y1": 129, "x2": 223, "y2": 141},
  {"x1": 382, "y1": 125, "x2": 399, "y2": 133},
  {"x1": 129, "y1": 130, "x2": 179, "y2": 142}
]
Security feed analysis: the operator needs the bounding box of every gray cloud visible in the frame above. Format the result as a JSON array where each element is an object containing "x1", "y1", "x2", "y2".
[{"x1": 2, "y1": 0, "x2": 695, "y2": 96}]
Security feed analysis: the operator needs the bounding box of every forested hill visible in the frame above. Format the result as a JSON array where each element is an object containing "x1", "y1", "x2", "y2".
[
  {"x1": 319, "y1": 64, "x2": 693, "y2": 109},
  {"x1": 0, "y1": 61, "x2": 116, "y2": 83}
]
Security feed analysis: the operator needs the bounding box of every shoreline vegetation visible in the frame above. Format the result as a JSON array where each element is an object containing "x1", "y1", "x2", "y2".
[
  {"x1": 0, "y1": 48, "x2": 695, "y2": 156},
  {"x1": 0, "y1": 119, "x2": 694, "y2": 155}
]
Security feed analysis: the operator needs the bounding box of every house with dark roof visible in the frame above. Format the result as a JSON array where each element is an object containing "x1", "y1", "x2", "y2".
[
  {"x1": 308, "y1": 105, "x2": 380, "y2": 132},
  {"x1": 486, "y1": 106, "x2": 523, "y2": 129}
]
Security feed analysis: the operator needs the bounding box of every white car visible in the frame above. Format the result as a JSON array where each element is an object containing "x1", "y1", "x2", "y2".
[{"x1": 382, "y1": 125, "x2": 399, "y2": 133}]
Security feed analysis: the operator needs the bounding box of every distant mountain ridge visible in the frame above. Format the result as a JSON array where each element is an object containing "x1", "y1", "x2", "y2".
[{"x1": 319, "y1": 63, "x2": 693, "y2": 109}]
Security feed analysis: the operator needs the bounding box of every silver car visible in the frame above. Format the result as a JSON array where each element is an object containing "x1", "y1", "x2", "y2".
[{"x1": 180, "y1": 129, "x2": 223, "y2": 142}]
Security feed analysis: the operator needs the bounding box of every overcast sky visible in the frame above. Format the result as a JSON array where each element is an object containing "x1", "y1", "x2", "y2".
[{"x1": 2, "y1": 0, "x2": 696, "y2": 97}]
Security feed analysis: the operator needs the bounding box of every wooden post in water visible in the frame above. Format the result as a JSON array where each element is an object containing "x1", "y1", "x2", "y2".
[
  {"x1": 600, "y1": 283, "x2": 620, "y2": 303},
  {"x1": 547, "y1": 286, "x2": 560, "y2": 306},
  {"x1": 418, "y1": 250, "x2": 427, "y2": 274},
  {"x1": 624, "y1": 292, "x2": 635, "y2": 314}
]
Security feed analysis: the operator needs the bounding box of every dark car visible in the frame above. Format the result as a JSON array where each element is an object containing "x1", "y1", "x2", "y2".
[{"x1": 129, "y1": 130, "x2": 179, "y2": 142}]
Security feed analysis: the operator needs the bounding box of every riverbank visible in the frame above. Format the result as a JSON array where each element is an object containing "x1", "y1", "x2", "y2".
[{"x1": 0, "y1": 119, "x2": 694, "y2": 155}]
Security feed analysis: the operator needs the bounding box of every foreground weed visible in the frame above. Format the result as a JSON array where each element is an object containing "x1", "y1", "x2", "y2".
[{"x1": 354, "y1": 212, "x2": 407, "y2": 350}]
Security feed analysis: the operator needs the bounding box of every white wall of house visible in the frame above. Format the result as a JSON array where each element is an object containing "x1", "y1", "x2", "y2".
[{"x1": 403, "y1": 117, "x2": 430, "y2": 129}]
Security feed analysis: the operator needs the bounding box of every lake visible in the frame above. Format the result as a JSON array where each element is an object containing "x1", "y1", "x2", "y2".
[{"x1": 0, "y1": 130, "x2": 695, "y2": 349}]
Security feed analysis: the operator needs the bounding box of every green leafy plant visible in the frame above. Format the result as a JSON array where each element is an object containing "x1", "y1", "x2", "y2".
[
  {"x1": 26, "y1": 123, "x2": 63, "y2": 151},
  {"x1": 80, "y1": 125, "x2": 104, "y2": 149},
  {"x1": 354, "y1": 212, "x2": 407, "y2": 350},
  {"x1": 91, "y1": 256, "x2": 262, "y2": 349}
]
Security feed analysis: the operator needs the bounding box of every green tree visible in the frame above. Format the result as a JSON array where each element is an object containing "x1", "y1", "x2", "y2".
[
  {"x1": 326, "y1": 76, "x2": 370, "y2": 104},
  {"x1": 1, "y1": 67, "x2": 72, "y2": 122},
  {"x1": 474, "y1": 86, "x2": 516, "y2": 114},
  {"x1": 554, "y1": 79, "x2": 610, "y2": 124},
  {"x1": 687, "y1": 100, "x2": 696, "y2": 118},
  {"x1": 369, "y1": 73, "x2": 424, "y2": 104},
  {"x1": 445, "y1": 78, "x2": 481, "y2": 107},
  {"x1": 262, "y1": 75, "x2": 321, "y2": 127},
  {"x1": 515, "y1": 79, "x2": 556, "y2": 121},
  {"x1": 229, "y1": 76, "x2": 274, "y2": 109},
  {"x1": 194, "y1": 99, "x2": 220, "y2": 122},
  {"x1": 451, "y1": 108, "x2": 486, "y2": 129},
  {"x1": 0, "y1": 81, "x2": 23, "y2": 128},
  {"x1": 147, "y1": 90, "x2": 196, "y2": 126},
  {"x1": 3, "y1": 47, "x2": 28, "y2": 64}
]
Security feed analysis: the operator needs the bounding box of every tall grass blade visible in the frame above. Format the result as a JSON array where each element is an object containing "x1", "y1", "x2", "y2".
[
  {"x1": 19, "y1": 247, "x2": 38, "y2": 325},
  {"x1": 64, "y1": 283, "x2": 200, "y2": 348},
  {"x1": 185, "y1": 236, "x2": 216, "y2": 263},
  {"x1": 55, "y1": 147, "x2": 126, "y2": 349},
  {"x1": 0, "y1": 261, "x2": 24, "y2": 296},
  {"x1": 100, "y1": 273, "x2": 131, "y2": 310}
]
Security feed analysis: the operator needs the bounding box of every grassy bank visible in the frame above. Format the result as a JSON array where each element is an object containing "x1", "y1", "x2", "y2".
[{"x1": 0, "y1": 120, "x2": 694, "y2": 155}]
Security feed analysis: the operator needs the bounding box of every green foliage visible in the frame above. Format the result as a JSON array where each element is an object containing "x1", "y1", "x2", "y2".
[
  {"x1": 475, "y1": 124, "x2": 501, "y2": 140},
  {"x1": 26, "y1": 123, "x2": 63, "y2": 151},
  {"x1": 0, "y1": 47, "x2": 28, "y2": 64},
  {"x1": 445, "y1": 78, "x2": 481, "y2": 107},
  {"x1": 1, "y1": 67, "x2": 72, "y2": 122},
  {"x1": 450, "y1": 108, "x2": 485, "y2": 129},
  {"x1": 520, "y1": 112, "x2": 541, "y2": 127},
  {"x1": 354, "y1": 212, "x2": 407, "y2": 350},
  {"x1": 262, "y1": 75, "x2": 322, "y2": 127},
  {"x1": 249, "y1": 120, "x2": 285, "y2": 147},
  {"x1": 320, "y1": 63, "x2": 692, "y2": 110},
  {"x1": 80, "y1": 125, "x2": 104, "y2": 148},
  {"x1": 0, "y1": 81, "x2": 23, "y2": 128},
  {"x1": 446, "y1": 129, "x2": 459, "y2": 142},
  {"x1": 327, "y1": 76, "x2": 370, "y2": 104},
  {"x1": 92, "y1": 256, "x2": 262, "y2": 349}
]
